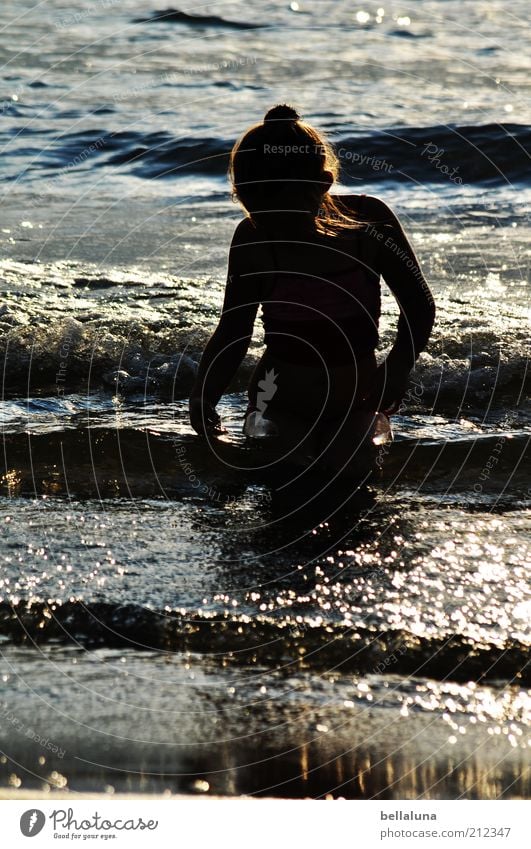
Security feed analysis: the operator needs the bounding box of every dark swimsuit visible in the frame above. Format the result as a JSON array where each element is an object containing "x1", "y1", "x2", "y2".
[
  {"x1": 246, "y1": 226, "x2": 381, "y2": 428},
  {"x1": 259, "y1": 196, "x2": 380, "y2": 366},
  {"x1": 261, "y1": 263, "x2": 381, "y2": 366}
]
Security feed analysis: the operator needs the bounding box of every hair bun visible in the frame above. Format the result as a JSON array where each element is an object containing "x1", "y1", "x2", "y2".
[{"x1": 264, "y1": 104, "x2": 300, "y2": 123}]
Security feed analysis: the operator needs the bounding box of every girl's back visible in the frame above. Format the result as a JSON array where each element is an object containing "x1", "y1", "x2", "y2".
[{"x1": 232, "y1": 202, "x2": 381, "y2": 370}]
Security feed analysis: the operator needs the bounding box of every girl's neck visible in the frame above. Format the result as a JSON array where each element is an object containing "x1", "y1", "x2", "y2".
[{"x1": 252, "y1": 209, "x2": 318, "y2": 234}]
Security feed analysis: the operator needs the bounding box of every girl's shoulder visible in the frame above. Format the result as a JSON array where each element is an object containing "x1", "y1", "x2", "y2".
[
  {"x1": 333, "y1": 193, "x2": 397, "y2": 224},
  {"x1": 229, "y1": 217, "x2": 271, "y2": 274},
  {"x1": 231, "y1": 216, "x2": 258, "y2": 246}
]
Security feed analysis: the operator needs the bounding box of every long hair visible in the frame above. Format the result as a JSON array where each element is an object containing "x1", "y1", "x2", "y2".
[{"x1": 228, "y1": 104, "x2": 362, "y2": 235}]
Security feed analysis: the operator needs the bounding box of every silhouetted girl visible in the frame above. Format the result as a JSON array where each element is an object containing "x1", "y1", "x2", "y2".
[{"x1": 190, "y1": 105, "x2": 435, "y2": 475}]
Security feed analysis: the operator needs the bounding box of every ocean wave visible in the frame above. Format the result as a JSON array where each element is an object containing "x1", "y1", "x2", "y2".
[
  {"x1": 0, "y1": 317, "x2": 200, "y2": 398},
  {"x1": 0, "y1": 600, "x2": 528, "y2": 685},
  {"x1": 132, "y1": 8, "x2": 264, "y2": 29},
  {"x1": 0, "y1": 318, "x2": 528, "y2": 414},
  {"x1": 5, "y1": 123, "x2": 529, "y2": 184},
  {"x1": 1, "y1": 323, "x2": 528, "y2": 412},
  {"x1": 1, "y1": 424, "x2": 529, "y2": 499},
  {"x1": 336, "y1": 123, "x2": 531, "y2": 185},
  {"x1": 0, "y1": 257, "x2": 528, "y2": 408}
]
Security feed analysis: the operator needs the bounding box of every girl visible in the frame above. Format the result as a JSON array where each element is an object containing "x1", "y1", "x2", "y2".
[{"x1": 189, "y1": 105, "x2": 435, "y2": 475}]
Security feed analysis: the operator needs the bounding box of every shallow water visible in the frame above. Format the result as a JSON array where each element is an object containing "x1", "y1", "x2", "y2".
[
  {"x1": 1, "y1": 647, "x2": 530, "y2": 798},
  {"x1": 0, "y1": 0, "x2": 530, "y2": 798}
]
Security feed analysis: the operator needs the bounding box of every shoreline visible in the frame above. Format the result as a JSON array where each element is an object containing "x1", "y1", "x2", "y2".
[{"x1": 0, "y1": 789, "x2": 256, "y2": 801}]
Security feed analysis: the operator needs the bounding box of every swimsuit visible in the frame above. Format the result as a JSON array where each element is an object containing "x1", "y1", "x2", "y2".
[
  {"x1": 245, "y1": 238, "x2": 381, "y2": 430},
  {"x1": 258, "y1": 204, "x2": 380, "y2": 366},
  {"x1": 242, "y1": 227, "x2": 392, "y2": 467},
  {"x1": 261, "y1": 263, "x2": 381, "y2": 366}
]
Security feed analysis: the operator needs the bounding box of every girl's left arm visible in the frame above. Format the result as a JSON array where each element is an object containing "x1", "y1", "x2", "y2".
[{"x1": 190, "y1": 222, "x2": 259, "y2": 432}]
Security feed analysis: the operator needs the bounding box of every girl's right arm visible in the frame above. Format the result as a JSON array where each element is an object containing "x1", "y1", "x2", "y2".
[{"x1": 363, "y1": 196, "x2": 436, "y2": 411}]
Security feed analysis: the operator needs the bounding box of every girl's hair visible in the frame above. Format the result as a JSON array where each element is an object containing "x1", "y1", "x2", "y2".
[{"x1": 228, "y1": 104, "x2": 362, "y2": 234}]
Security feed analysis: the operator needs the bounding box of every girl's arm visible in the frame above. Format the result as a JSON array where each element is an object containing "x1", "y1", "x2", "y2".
[
  {"x1": 373, "y1": 198, "x2": 435, "y2": 367},
  {"x1": 189, "y1": 222, "x2": 260, "y2": 433},
  {"x1": 363, "y1": 196, "x2": 436, "y2": 410}
]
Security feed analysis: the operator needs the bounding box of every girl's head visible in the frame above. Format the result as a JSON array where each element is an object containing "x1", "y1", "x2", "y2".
[{"x1": 229, "y1": 104, "x2": 359, "y2": 232}]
